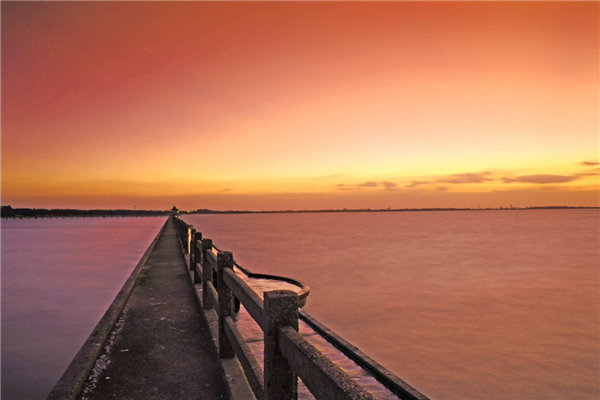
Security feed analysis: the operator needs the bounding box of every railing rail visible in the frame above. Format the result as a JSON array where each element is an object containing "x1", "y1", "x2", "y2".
[
  {"x1": 171, "y1": 215, "x2": 192, "y2": 254},
  {"x1": 224, "y1": 315, "x2": 265, "y2": 398},
  {"x1": 223, "y1": 268, "x2": 266, "y2": 330},
  {"x1": 172, "y1": 215, "x2": 429, "y2": 400},
  {"x1": 279, "y1": 326, "x2": 374, "y2": 400},
  {"x1": 213, "y1": 244, "x2": 310, "y2": 307}
]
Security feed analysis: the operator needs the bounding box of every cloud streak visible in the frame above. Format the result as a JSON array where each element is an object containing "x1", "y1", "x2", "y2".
[
  {"x1": 501, "y1": 174, "x2": 581, "y2": 184},
  {"x1": 346, "y1": 168, "x2": 594, "y2": 193},
  {"x1": 404, "y1": 168, "x2": 596, "y2": 189},
  {"x1": 405, "y1": 172, "x2": 493, "y2": 188},
  {"x1": 437, "y1": 172, "x2": 493, "y2": 184},
  {"x1": 336, "y1": 181, "x2": 398, "y2": 190},
  {"x1": 357, "y1": 181, "x2": 378, "y2": 188},
  {"x1": 406, "y1": 180, "x2": 429, "y2": 188},
  {"x1": 335, "y1": 184, "x2": 360, "y2": 191}
]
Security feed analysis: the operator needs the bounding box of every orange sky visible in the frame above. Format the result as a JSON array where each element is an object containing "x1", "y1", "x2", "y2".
[{"x1": 2, "y1": 1, "x2": 598, "y2": 210}]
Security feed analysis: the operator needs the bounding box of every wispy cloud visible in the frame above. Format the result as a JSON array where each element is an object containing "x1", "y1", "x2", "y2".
[
  {"x1": 405, "y1": 171, "x2": 493, "y2": 188},
  {"x1": 335, "y1": 184, "x2": 360, "y2": 191},
  {"x1": 501, "y1": 174, "x2": 580, "y2": 184},
  {"x1": 357, "y1": 181, "x2": 378, "y2": 188},
  {"x1": 406, "y1": 180, "x2": 429, "y2": 188},
  {"x1": 437, "y1": 172, "x2": 493, "y2": 184},
  {"x1": 405, "y1": 169, "x2": 594, "y2": 189},
  {"x1": 582, "y1": 161, "x2": 599, "y2": 166},
  {"x1": 336, "y1": 181, "x2": 398, "y2": 190}
]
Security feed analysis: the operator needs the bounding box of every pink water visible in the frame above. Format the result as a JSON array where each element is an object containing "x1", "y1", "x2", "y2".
[
  {"x1": 1, "y1": 217, "x2": 165, "y2": 399},
  {"x1": 183, "y1": 209, "x2": 599, "y2": 400}
]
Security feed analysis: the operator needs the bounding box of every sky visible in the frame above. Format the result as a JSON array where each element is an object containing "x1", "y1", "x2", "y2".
[{"x1": 2, "y1": 1, "x2": 598, "y2": 211}]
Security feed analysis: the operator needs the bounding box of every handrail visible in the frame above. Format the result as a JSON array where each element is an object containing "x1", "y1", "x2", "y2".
[
  {"x1": 223, "y1": 268, "x2": 265, "y2": 330},
  {"x1": 299, "y1": 310, "x2": 429, "y2": 400},
  {"x1": 224, "y1": 316, "x2": 265, "y2": 399},
  {"x1": 214, "y1": 244, "x2": 310, "y2": 308},
  {"x1": 207, "y1": 280, "x2": 219, "y2": 310},
  {"x1": 181, "y1": 216, "x2": 430, "y2": 400},
  {"x1": 171, "y1": 215, "x2": 191, "y2": 254},
  {"x1": 279, "y1": 326, "x2": 375, "y2": 400}
]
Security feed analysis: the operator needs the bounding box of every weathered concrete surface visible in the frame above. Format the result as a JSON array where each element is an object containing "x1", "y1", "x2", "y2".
[{"x1": 77, "y1": 218, "x2": 227, "y2": 400}]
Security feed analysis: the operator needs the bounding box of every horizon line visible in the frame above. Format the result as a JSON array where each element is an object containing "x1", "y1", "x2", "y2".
[{"x1": 2, "y1": 204, "x2": 599, "y2": 217}]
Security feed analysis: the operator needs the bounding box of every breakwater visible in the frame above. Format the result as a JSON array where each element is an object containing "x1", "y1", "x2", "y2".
[{"x1": 48, "y1": 215, "x2": 429, "y2": 400}]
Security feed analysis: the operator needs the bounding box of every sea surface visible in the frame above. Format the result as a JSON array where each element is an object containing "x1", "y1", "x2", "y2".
[
  {"x1": 1, "y1": 210, "x2": 598, "y2": 400},
  {"x1": 1, "y1": 217, "x2": 165, "y2": 399},
  {"x1": 182, "y1": 209, "x2": 599, "y2": 400}
]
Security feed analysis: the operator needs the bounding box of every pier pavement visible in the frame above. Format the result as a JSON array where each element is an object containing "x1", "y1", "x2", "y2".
[{"x1": 75, "y1": 217, "x2": 227, "y2": 399}]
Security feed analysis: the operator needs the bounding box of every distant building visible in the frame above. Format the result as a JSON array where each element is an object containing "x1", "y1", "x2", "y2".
[{"x1": 171, "y1": 206, "x2": 179, "y2": 215}]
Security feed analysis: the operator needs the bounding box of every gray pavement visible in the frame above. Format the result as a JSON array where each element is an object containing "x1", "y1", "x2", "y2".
[{"x1": 78, "y1": 218, "x2": 228, "y2": 400}]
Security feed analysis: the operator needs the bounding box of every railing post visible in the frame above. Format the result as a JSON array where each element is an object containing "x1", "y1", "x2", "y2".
[
  {"x1": 189, "y1": 228, "x2": 196, "y2": 268},
  {"x1": 202, "y1": 239, "x2": 213, "y2": 309},
  {"x1": 185, "y1": 224, "x2": 193, "y2": 254},
  {"x1": 217, "y1": 251, "x2": 235, "y2": 359},
  {"x1": 189, "y1": 228, "x2": 197, "y2": 270},
  {"x1": 193, "y1": 232, "x2": 203, "y2": 283},
  {"x1": 264, "y1": 290, "x2": 299, "y2": 400}
]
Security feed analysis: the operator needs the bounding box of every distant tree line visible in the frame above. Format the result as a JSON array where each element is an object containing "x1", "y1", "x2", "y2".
[
  {"x1": 1, "y1": 205, "x2": 171, "y2": 217},
  {"x1": 187, "y1": 205, "x2": 596, "y2": 214}
]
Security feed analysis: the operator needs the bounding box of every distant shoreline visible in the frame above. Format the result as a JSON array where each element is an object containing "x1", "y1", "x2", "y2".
[
  {"x1": 188, "y1": 205, "x2": 598, "y2": 214},
  {"x1": 1, "y1": 205, "x2": 598, "y2": 218}
]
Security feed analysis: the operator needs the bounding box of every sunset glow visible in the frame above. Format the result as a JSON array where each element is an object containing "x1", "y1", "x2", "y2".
[{"x1": 2, "y1": 1, "x2": 598, "y2": 210}]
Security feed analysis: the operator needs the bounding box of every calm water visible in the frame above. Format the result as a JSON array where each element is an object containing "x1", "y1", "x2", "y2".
[
  {"x1": 182, "y1": 210, "x2": 600, "y2": 400},
  {"x1": 2, "y1": 211, "x2": 598, "y2": 400},
  {"x1": 1, "y1": 217, "x2": 165, "y2": 399}
]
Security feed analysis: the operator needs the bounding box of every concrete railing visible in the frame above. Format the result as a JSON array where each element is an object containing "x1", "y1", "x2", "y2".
[
  {"x1": 174, "y1": 216, "x2": 429, "y2": 400},
  {"x1": 171, "y1": 215, "x2": 192, "y2": 254},
  {"x1": 199, "y1": 247, "x2": 376, "y2": 400}
]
